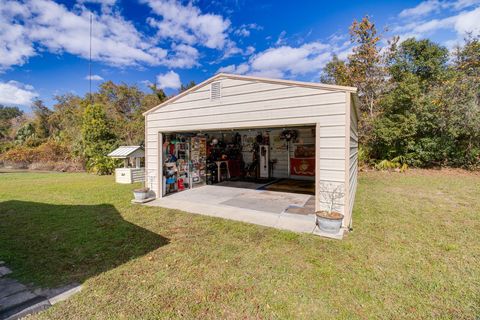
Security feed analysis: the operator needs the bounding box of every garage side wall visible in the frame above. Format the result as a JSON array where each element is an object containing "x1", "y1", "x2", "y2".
[
  {"x1": 145, "y1": 76, "x2": 348, "y2": 214},
  {"x1": 347, "y1": 95, "x2": 359, "y2": 227}
]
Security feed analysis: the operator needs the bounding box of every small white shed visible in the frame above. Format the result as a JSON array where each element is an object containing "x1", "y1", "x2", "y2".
[
  {"x1": 143, "y1": 73, "x2": 359, "y2": 230},
  {"x1": 108, "y1": 146, "x2": 145, "y2": 184}
]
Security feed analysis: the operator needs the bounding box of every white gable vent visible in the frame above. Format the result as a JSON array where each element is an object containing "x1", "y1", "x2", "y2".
[{"x1": 210, "y1": 81, "x2": 221, "y2": 100}]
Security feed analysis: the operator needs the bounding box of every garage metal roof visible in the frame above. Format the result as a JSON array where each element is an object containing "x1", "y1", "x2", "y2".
[{"x1": 107, "y1": 146, "x2": 144, "y2": 158}]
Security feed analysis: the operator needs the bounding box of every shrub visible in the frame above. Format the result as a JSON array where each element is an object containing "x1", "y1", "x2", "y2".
[
  {"x1": 375, "y1": 156, "x2": 409, "y2": 172},
  {"x1": 0, "y1": 140, "x2": 85, "y2": 172},
  {"x1": 86, "y1": 156, "x2": 118, "y2": 175},
  {"x1": 35, "y1": 140, "x2": 70, "y2": 162},
  {"x1": 0, "y1": 146, "x2": 36, "y2": 164},
  {"x1": 0, "y1": 141, "x2": 14, "y2": 153}
]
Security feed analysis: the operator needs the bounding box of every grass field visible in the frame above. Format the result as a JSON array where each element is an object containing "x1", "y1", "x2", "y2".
[{"x1": 0, "y1": 170, "x2": 479, "y2": 319}]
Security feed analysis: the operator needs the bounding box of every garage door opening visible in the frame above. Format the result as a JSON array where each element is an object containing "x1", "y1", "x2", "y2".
[{"x1": 161, "y1": 126, "x2": 315, "y2": 196}]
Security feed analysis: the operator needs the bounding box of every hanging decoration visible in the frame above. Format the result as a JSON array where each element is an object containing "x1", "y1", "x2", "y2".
[{"x1": 280, "y1": 129, "x2": 297, "y2": 142}]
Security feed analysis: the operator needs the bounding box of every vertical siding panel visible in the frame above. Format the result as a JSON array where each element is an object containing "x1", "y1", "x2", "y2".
[
  {"x1": 144, "y1": 114, "x2": 148, "y2": 189},
  {"x1": 315, "y1": 122, "x2": 321, "y2": 214},
  {"x1": 318, "y1": 122, "x2": 346, "y2": 215},
  {"x1": 145, "y1": 114, "x2": 160, "y2": 197},
  {"x1": 347, "y1": 94, "x2": 359, "y2": 229},
  {"x1": 158, "y1": 132, "x2": 163, "y2": 198},
  {"x1": 343, "y1": 92, "x2": 351, "y2": 229}
]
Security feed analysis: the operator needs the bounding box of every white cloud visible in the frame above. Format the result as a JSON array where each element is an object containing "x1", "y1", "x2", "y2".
[
  {"x1": 28, "y1": 0, "x2": 167, "y2": 66},
  {"x1": 452, "y1": 0, "x2": 480, "y2": 9},
  {"x1": 219, "y1": 41, "x2": 334, "y2": 79},
  {"x1": 77, "y1": 0, "x2": 117, "y2": 5},
  {"x1": 0, "y1": 2, "x2": 36, "y2": 70},
  {"x1": 221, "y1": 41, "x2": 243, "y2": 59},
  {"x1": 0, "y1": 0, "x2": 172, "y2": 70},
  {"x1": 217, "y1": 65, "x2": 236, "y2": 73},
  {"x1": 235, "y1": 28, "x2": 250, "y2": 37},
  {"x1": 234, "y1": 23, "x2": 262, "y2": 37},
  {"x1": 164, "y1": 44, "x2": 199, "y2": 68},
  {"x1": 399, "y1": 0, "x2": 480, "y2": 18},
  {"x1": 218, "y1": 62, "x2": 250, "y2": 74},
  {"x1": 453, "y1": 6, "x2": 480, "y2": 34},
  {"x1": 275, "y1": 30, "x2": 287, "y2": 46},
  {"x1": 399, "y1": 0, "x2": 443, "y2": 18},
  {"x1": 144, "y1": 0, "x2": 231, "y2": 50},
  {"x1": 251, "y1": 42, "x2": 330, "y2": 74},
  {"x1": 245, "y1": 46, "x2": 256, "y2": 55},
  {"x1": 395, "y1": 6, "x2": 480, "y2": 40},
  {"x1": 0, "y1": 80, "x2": 38, "y2": 106},
  {"x1": 85, "y1": 74, "x2": 104, "y2": 81},
  {"x1": 156, "y1": 70, "x2": 181, "y2": 89},
  {"x1": 0, "y1": 0, "x2": 243, "y2": 71}
]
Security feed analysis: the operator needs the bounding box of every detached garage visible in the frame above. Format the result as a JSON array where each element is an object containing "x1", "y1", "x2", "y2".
[{"x1": 143, "y1": 73, "x2": 358, "y2": 237}]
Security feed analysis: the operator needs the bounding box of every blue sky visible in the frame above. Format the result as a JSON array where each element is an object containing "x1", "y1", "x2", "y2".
[{"x1": 1, "y1": 0, "x2": 479, "y2": 111}]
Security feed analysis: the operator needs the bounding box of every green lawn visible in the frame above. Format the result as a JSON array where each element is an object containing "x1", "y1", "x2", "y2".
[{"x1": 0, "y1": 171, "x2": 479, "y2": 319}]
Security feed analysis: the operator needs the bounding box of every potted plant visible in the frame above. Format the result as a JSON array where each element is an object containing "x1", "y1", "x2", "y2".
[
  {"x1": 316, "y1": 183, "x2": 345, "y2": 234},
  {"x1": 133, "y1": 187, "x2": 150, "y2": 201}
]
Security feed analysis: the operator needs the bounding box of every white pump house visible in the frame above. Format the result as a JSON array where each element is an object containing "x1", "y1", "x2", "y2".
[
  {"x1": 108, "y1": 146, "x2": 145, "y2": 184},
  {"x1": 143, "y1": 73, "x2": 359, "y2": 231}
]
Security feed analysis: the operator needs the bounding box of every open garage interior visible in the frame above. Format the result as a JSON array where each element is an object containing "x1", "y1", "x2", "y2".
[{"x1": 162, "y1": 126, "x2": 316, "y2": 192}]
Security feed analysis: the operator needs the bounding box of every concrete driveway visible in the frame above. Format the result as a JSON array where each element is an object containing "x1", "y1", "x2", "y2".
[{"x1": 145, "y1": 185, "x2": 343, "y2": 239}]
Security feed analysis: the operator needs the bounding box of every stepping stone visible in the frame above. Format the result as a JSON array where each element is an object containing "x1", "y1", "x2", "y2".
[
  {"x1": 0, "y1": 266, "x2": 12, "y2": 277},
  {"x1": 0, "y1": 290, "x2": 39, "y2": 310},
  {"x1": 0, "y1": 279, "x2": 28, "y2": 299},
  {"x1": 0, "y1": 296, "x2": 50, "y2": 320},
  {"x1": 0, "y1": 262, "x2": 81, "y2": 319}
]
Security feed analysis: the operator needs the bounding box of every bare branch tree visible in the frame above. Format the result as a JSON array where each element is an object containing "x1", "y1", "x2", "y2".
[{"x1": 318, "y1": 182, "x2": 345, "y2": 213}]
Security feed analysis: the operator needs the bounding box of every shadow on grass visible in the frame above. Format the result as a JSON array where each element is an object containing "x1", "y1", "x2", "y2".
[{"x1": 0, "y1": 200, "x2": 169, "y2": 287}]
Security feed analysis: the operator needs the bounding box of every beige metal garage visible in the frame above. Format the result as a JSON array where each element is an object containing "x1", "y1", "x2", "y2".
[{"x1": 143, "y1": 73, "x2": 358, "y2": 233}]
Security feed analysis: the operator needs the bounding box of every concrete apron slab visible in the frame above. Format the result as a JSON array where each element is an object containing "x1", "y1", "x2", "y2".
[
  {"x1": 145, "y1": 186, "x2": 344, "y2": 239},
  {"x1": 0, "y1": 260, "x2": 82, "y2": 320}
]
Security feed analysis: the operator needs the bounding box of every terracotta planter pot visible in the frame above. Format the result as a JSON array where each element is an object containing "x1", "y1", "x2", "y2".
[{"x1": 315, "y1": 211, "x2": 344, "y2": 234}]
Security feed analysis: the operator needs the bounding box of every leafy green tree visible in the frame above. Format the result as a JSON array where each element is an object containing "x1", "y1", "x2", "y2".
[
  {"x1": 31, "y1": 99, "x2": 53, "y2": 140},
  {"x1": 348, "y1": 16, "x2": 386, "y2": 118},
  {"x1": 15, "y1": 122, "x2": 37, "y2": 146},
  {"x1": 81, "y1": 103, "x2": 117, "y2": 174},
  {"x1": 320, "y1": 55, "x2": 351, "y2": 86},
  {"x1": 179, "y1": 81, "x2": 196, "y2": 93},
  {"x1": 372, "y1": 38, "x2": 463, "y2": 167},
  {"x1": 48, "y1": 94, "x2": 85, "y2": 156},
  {"x1": 435, "y1": 36, "x2": 480, "y2": 168},
  {"x1": 387, "y1": 38, "x2": 449, "y2": 86},
  {"x1": 148, "y1": 83, "x2": 167, "y2": 101},
  {"x1": 95, "y1": 81, "x2": 163, "y2": 145},
  {"x1": 453, "y1": 34, "x2": 480, "y2": 77},
  {"x1": 321, "y1": 16, "x2": 479, "y2": 169},
  {"x1": 0, "y1": 106, "x2": 23, "y2": 140},
  {"x1": 321, "y1": 16, "x2": 387, "y2": 148}
]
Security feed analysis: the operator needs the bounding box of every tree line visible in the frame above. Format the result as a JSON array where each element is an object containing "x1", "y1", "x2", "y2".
[
  {"x1": 321, "y1": 16, "x2": 480, "y2": 169},
  {"x1": 0, "y1": 16, "x2": 479, "y2": 172}
]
